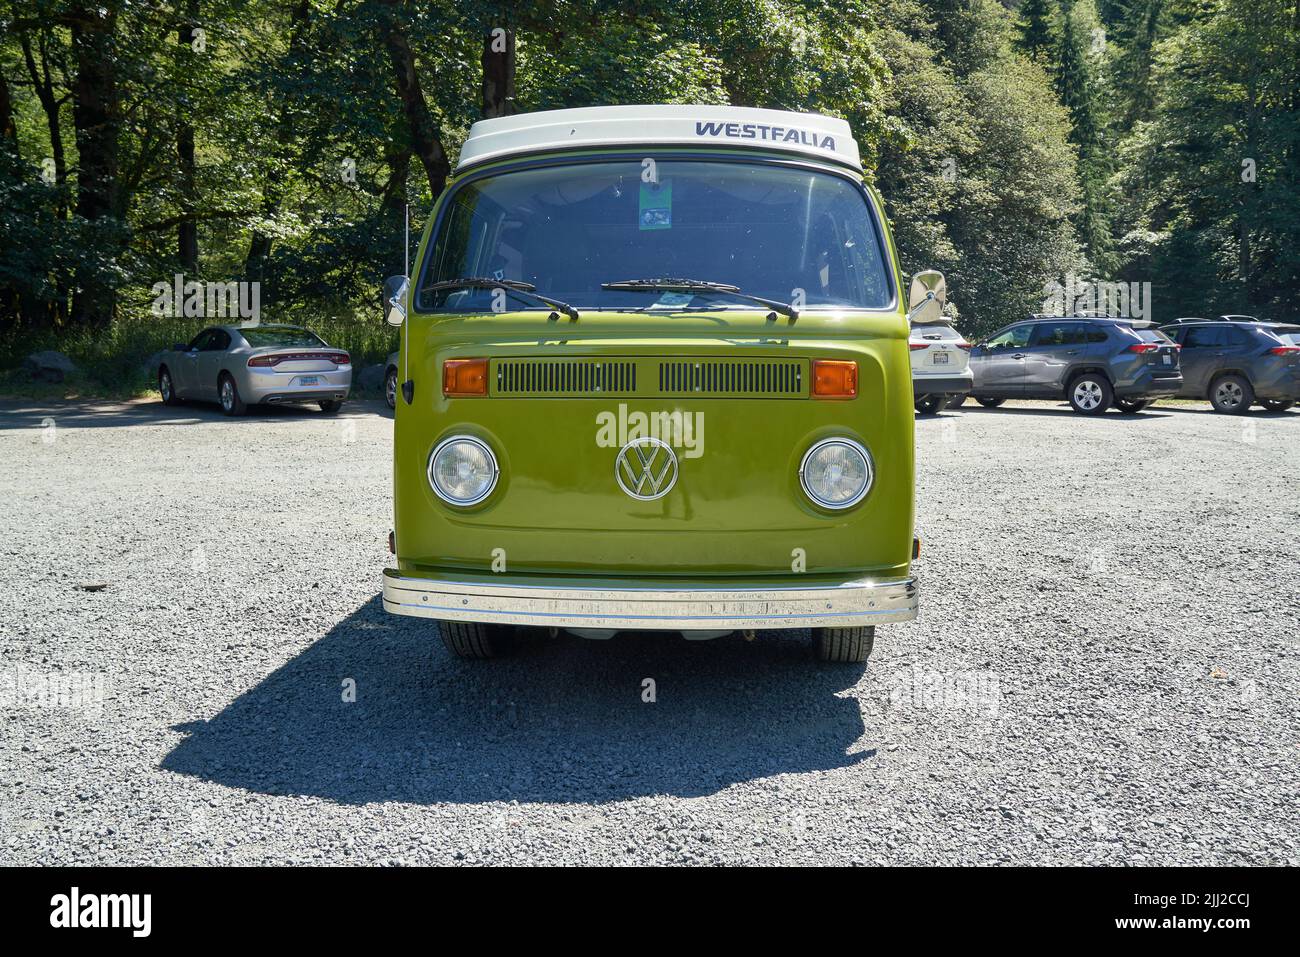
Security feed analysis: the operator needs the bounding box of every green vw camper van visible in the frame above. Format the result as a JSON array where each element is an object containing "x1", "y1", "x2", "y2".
[{"x1": 381, "y1": 106, "x2": 942, "y2": 662}]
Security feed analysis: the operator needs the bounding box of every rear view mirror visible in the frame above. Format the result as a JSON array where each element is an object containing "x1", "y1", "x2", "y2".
[
  {"x1": 907, "y1": 270, "x2": 946, "y2": 325},
  {"x1": 384, "y1": 275, "x2": 409, "y2": 326}
]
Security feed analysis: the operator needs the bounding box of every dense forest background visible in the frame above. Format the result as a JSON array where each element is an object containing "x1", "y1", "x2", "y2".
[{"x1": 1, "y1": 0, "x2": 1298, "y2": 390}]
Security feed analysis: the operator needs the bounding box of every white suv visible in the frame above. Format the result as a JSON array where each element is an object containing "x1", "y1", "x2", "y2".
[{"x1": 911, "y1": 320, "x2": 974, "y2": 414}]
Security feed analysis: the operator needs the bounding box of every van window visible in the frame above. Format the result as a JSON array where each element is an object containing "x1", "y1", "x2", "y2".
[{"x1": 420, "y1": 159, "x2": 893, "y2": 312}]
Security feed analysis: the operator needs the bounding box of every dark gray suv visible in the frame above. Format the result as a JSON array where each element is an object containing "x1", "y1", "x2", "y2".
[
  {"x1": 967, "y1": 316, "x2": 1183, "y2": 415},
  {"x1": 1158, "y1": 318, "x2": 1300, "y2": 413}
]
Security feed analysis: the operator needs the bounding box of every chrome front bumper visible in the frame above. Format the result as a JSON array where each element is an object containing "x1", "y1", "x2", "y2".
[{"x1": 382, "y1": 570, "x2": 918, "y2": 630}]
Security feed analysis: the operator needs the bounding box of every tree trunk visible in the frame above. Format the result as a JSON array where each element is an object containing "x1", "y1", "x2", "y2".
[
  {"x1": 381, "y1": 148, "x2": 412, "y2": 277},
  {"x1": 481, "y1": 27, "x2": 515, "y2": 118},
  {"x1": 378, "y1": 0, "x2": 451, "y2": 201},
  {"x1": 0, "y1": 72, "x2": 16, "y2": 157},
  {"x1": 20, "y1": 31, "x2": 67, "y2": 214},
  {"x1": 177, "y1": 1, "x2": 200, "y2": 274},
  {"x1": 69, "y1": 4, "x2": 121, "y2": 328}
]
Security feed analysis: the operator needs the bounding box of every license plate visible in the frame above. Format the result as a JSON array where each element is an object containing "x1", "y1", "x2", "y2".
[
  {"x1": 1162, "y1": 355, "x2": 1172, "y2": 365},
  {"x1": 933, "y1": 352, "x2": 949, "y2": 365},
  {"x1": 297, "y1": 375, "x2": 321, "y2": 386}
]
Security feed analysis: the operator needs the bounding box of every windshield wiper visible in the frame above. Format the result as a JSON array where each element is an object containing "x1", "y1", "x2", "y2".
[
  {"x1": 421, "y1": 277, "x2": 579, "y2": 319},
  {"x1": 600, "y1": 278, "x2": 799, "y2": 320}
]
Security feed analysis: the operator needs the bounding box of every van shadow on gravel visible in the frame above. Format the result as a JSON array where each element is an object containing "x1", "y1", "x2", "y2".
[{"x1": 161, "y1": 597, "x2": 874, "y2": 805}]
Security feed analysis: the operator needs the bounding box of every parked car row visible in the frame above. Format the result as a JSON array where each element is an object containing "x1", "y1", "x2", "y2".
[{"x1": 912, "y1": 314, "x2": 1300, "y2": 415}]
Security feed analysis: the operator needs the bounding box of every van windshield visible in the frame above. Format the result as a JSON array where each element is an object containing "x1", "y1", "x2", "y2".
[{"x1": 418, "y1": 159, "x2": 893, "y2": 313}]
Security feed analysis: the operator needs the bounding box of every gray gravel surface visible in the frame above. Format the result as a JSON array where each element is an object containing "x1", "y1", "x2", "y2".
[{"x1": 2, "y1": 396, "x2": 1296, "y2": 865}]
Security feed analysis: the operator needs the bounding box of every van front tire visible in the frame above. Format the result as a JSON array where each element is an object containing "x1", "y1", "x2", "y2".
[
  {"x1": 814, "y1": 626, "x2": 874, "y2": 663},
  {"x1": 439, "y1": 620, "x2": 514, "y2": 659}
]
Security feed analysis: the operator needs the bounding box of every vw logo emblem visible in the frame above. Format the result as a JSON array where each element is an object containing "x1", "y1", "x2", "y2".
[{"x1": 614, "y1": 437, "x2": 679, "y2": 501}]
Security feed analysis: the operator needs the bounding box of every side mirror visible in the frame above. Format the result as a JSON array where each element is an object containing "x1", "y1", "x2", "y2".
[
  {"x1": 384, "y1": 275, "x2": 409, "y2": 326},
  {"x1": 907, "y1": 269, "x2": 946, "y2": 325}
]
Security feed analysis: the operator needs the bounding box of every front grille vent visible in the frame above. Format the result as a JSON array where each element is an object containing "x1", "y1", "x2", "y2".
[
  {"x1": 495, "y1": 359, "x2": 637, "y2": 396},
  {"x1": 490, "y1": 357, "x2": 808, "y2": 398},
  {"x1": 658, "y1": 359, "x2": 805, "y2": 396}
]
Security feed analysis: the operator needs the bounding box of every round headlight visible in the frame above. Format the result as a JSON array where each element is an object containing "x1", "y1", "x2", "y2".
[
  {"x1": 799, "y1": 438, "x2": 873, "y2": 509},
  {"x1": 428, "y1": 435, "x2": 498, "y2": 506}
]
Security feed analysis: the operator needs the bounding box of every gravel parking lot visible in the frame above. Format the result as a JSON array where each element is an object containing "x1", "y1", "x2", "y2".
[{"x1": 2, "y1": 396, "x2": 1296, "y2": 865}]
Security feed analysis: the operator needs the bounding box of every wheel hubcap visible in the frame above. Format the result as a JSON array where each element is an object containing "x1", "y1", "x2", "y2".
[
  {"x1": 1074, "y1": 381, "x2": 1102, "y2": 409},
  {"x1": 161, "y1": 373, "x2": 171, "y2": 399},
  {"x1": 1216, "y1": 382, "x2": 1242, "y2": 406},
  {"x1": 386, "y1": 374, "x2": 397, "y2": 406},
  {"x1": 221, "y1": 381, "x2": 233, "y2": 408}
]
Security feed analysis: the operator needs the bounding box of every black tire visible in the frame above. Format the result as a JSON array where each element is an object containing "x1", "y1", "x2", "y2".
[
  {"x1": 438, "y1": 620, "x2": 514, "y2": 659},
  {"x1": 158, "y1": 366, "x2": 181, "y2": 406},
  {"x1": 976, "y1": 397, "x2": 1004, "y2": 409},
  {"x1": 914, "y1": 394, "x2": 944, "y2": 415},
  {"x1": 1113, "y1": 398, "x2": 1152, "y2": 413},
  {"x1": 319, "y1": 399, "x2": 342, "y2": 414},
  {"x1": 1208, "y1": 373, "x2": 1254, "y2": 414},
  {"x1": 946, "y1": 395, "x2": 968, "y2": 409},
  {"x1": 814, "y1": 626, "x2": 875, "y2": 663},
  {"x1": 385, "y1": 367, "x2": 399, "y2": 410},
  {"x1": 218, "y1": 373, "x2": 246, "y2": 416},
  {"x1": 1260, "y1": 399, "x2": 1293, "y2": 412},
  {"x1": 1067, "y1": 373, "x2": 1113, "y2": 415}
]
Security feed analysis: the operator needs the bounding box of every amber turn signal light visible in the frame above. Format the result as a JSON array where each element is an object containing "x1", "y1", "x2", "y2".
[
  {"x1": 443, "y1": 358, "x2": 489, "y2": 396},
  {"x1": 811, "y1": 360, "x2": 857, "y2": 399}
]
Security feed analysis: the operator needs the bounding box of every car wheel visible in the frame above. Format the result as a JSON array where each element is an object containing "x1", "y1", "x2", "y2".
[
  {"x1": 319, "y1": 399, "x2": 342, "y2": 414},
  {"x1": 1260, "y1": 399, "x2": 1293, "y2": 412},
  {"x1": 158, "y1": 366, "x2": 181, "y2": 406},
  {"x1": 1209, "y1": 374, "x2": 1254, "y2": 414},
  {"x1": 1068, "y1": 374, "x2": 1113, "y2": 415},
  {"x1": 946, "y1": 395, "x2": 967, "y2": 409},
  {"x1": 438, "y1": 620, "x2": 514, "y2": 659},
  {"x1": 218, "y1": 373, "x2": 246, "y2": 416},
  {"x1": 385, "y1": 367, "x2": 398, "y2": 410},
  {"x1": 1114, "y1": 398, "x2": 1152, "y2": 413},
  {"x1": 976, "y1": 397, "x2": 1004, "y2": 409},
  {"x1": 814, "y1": 626, "x2": 874, "y2": 663},
  {"x1": 914, "y1": 395, "x2": 944, "y2": 415}
]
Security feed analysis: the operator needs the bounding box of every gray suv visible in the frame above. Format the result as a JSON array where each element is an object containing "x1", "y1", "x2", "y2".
[
  {"x1": 1158, "y1": 318, "x2": 1300, "y2": 413},
  {"x1": 967, "y1": 316, "x2": 1182, "y2": 415}
]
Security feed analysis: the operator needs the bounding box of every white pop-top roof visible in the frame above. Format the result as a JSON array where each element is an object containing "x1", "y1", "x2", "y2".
[{"x1": 455, "y1": 105, "x2": 861, "y2": 173}]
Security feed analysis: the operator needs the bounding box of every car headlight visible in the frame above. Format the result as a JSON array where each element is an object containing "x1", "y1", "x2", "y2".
[
  {"x1": 428, "y1": 435, "x2": 499, "y2": 506},
  {"x1": 799, "y1": 438, "x2": 873, "y2": 509}
]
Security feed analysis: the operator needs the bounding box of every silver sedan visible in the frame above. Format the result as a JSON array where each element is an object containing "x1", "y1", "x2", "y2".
[{"x1": 158, "y1": 324, "x2": 352, "y2": 416}]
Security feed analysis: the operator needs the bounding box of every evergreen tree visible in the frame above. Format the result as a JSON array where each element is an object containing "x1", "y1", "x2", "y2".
[{"x1": 1017, "y1": 0, "x2": 1058, "y2": 61}]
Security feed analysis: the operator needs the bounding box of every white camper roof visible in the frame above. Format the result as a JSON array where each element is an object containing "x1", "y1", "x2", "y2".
[{"x1": 455, "y1": 105, "x2": 861, "y2": 173}]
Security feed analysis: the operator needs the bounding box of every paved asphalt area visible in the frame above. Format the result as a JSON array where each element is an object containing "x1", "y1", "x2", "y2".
[{"x1": 1, "y1": 396, "x2": 1296, "y2": 865}]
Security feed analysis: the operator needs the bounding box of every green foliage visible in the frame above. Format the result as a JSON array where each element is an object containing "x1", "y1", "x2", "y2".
[
  {"x1": 1016, "y1": 0, "x2": 1058, "y2": 61},
  {"x1": 2, "y1": 0, "x2": 1297, "y2": 382},
  {"x1": 875, "y1": 0, "x2": 1082, "y2": 336},
  {"x1": 1111, "y1": 0, "x2": 1300, "y2": 318}
]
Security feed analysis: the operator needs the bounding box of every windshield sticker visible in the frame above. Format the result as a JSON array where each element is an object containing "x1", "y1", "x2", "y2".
[{"x1": 639, "y1": 179, "x2": 672, "y2": 230}]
